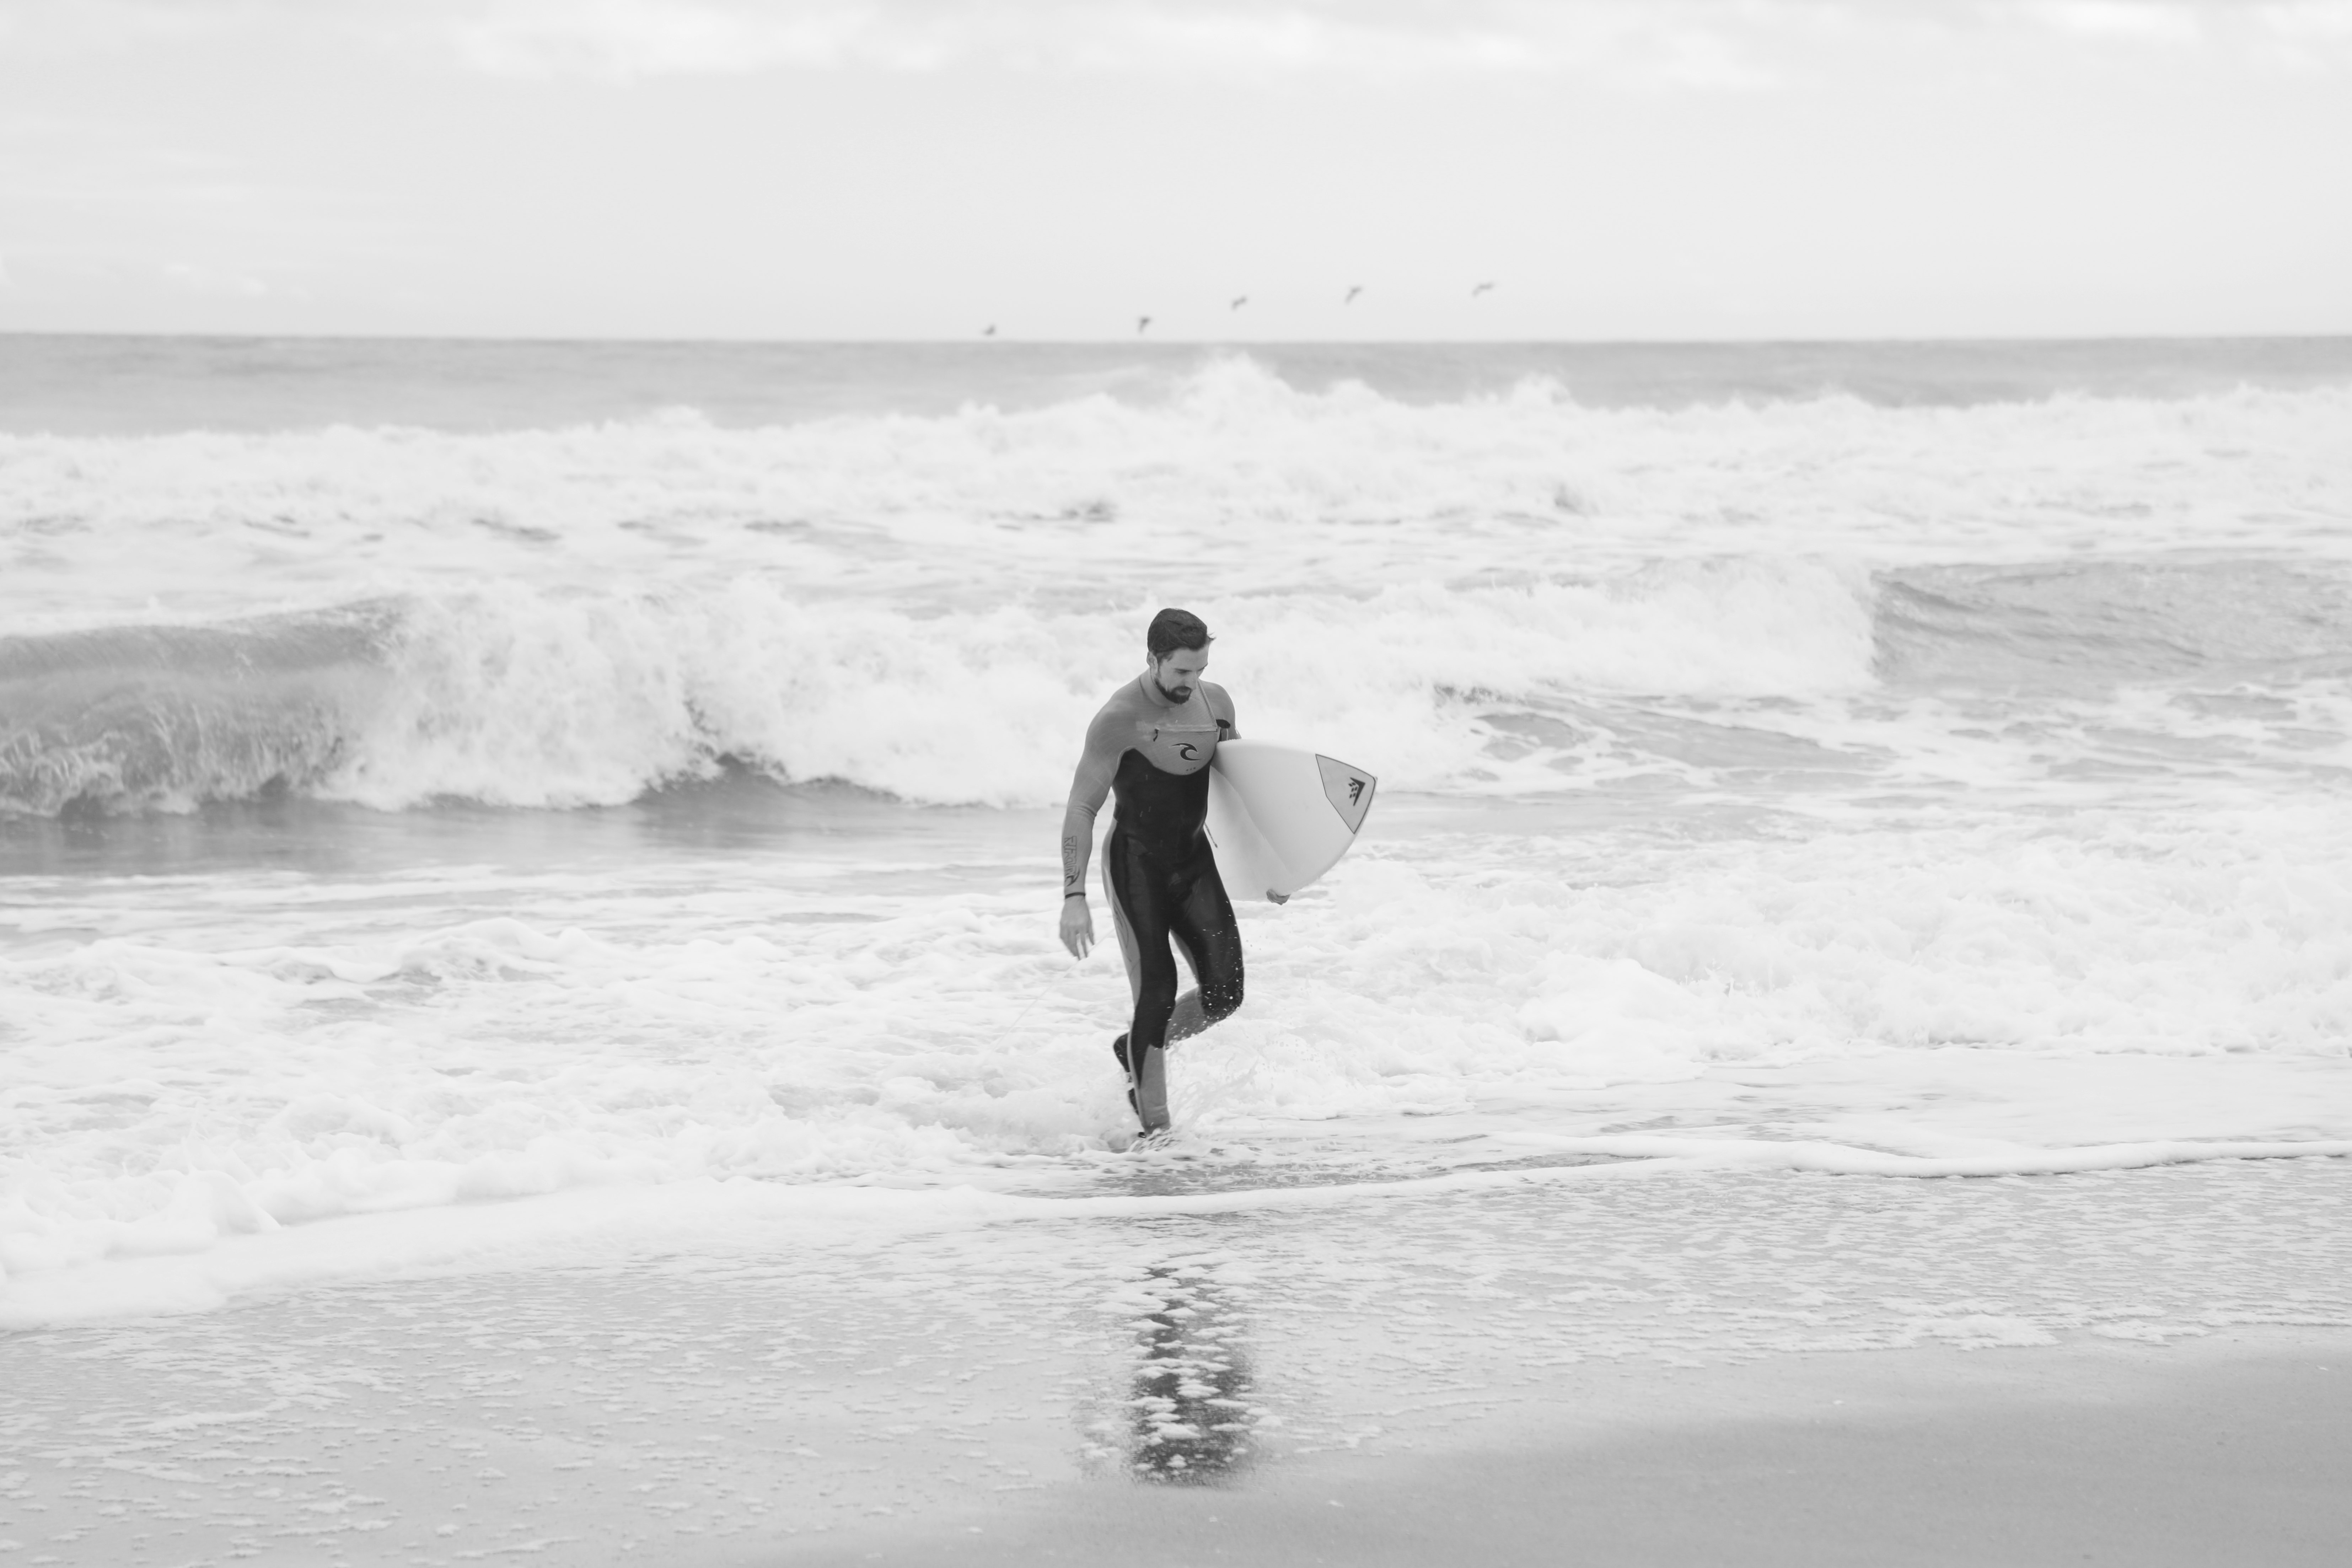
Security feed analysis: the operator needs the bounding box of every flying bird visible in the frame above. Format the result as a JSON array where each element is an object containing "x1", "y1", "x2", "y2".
[
  {"x1": 1343, "y1": 285, "x2": 1364, "y2": 304},
  {"x1": 1472, "y1": 281, "x2": 1497, "y2": 297},
  {"x1": 1137, "y1": 316, "x2": 1152, "y2": 335},
  {"x1": 981, "y1": 324, "x2": 996, "y2": 337},
  {"x1": 1230, "y1": 295, "x2": 1248, "y2": 311}
]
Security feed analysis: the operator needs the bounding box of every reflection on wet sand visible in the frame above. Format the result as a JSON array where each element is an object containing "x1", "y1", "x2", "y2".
[{"x1": 1122, "y1": 1263, "x2": 1258, "y2": 1484}]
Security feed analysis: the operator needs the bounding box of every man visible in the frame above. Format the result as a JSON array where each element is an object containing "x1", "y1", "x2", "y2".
[{"x1": 1058, "y1": 607, "x2": 1244, "y2": 1136}]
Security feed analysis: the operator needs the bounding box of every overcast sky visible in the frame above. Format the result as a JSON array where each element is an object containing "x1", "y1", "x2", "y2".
[{"x1": 1, "y1": 0, "x2": 2346, "y2": 340}]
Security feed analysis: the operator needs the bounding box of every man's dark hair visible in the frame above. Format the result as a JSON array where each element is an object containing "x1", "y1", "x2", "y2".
[{"x1": 1146, "y1": 607, "x2": 1213, "y2": 659}]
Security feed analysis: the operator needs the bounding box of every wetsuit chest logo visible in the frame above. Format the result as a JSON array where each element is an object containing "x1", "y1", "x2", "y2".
[{"x1": 1148, "y1": 724, "x2": 1219, "y2": 769}]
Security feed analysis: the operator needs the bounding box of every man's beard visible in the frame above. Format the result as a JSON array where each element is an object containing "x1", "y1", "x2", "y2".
[{"x1": 1157, "y1": 679, "x2": 1193, "y2": 702}]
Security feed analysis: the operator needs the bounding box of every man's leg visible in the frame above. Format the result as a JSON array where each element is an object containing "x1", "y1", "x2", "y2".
[
  {"x1": 1101, "y1": 848, "x2": 1159, "y2": 1122},
  {"x1": 1103, "y1": 853, "x2": 1142, "y2": 1006},
  {"x1": 1131, "y1": 1031, "x2": 1172, "y2": 1132},
  {"x1": 1105, "y1": 844, "x2": 1181, "y2": 1132},
  {"x1": 1166, "y1": 864, "x2": 1245, "y2": 1048}
]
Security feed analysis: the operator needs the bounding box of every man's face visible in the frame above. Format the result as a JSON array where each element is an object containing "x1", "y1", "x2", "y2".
[{"x1": 1152, "y1": 647, "x2": 1209, "y2": 703}]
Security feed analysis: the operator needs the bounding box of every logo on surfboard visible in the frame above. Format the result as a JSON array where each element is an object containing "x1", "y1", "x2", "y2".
[{"x1": 1314, "y1": 755, "x2": 1376, "y2": 833}]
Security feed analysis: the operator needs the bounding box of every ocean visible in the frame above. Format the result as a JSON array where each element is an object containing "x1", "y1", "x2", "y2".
[
  {"x1": 2, "y1": 333, "x2": 2349, "y2": 1320},
  {"x1": 0, "y1": 338, "x2": 2342, "y2": 1316},
  {"x1": 5, "y1": 333, "x2": 2352, "y2": 1557}
]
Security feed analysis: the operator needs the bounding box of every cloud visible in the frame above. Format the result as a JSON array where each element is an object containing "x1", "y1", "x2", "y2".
[
  {"x1": 2244, "y1": 0, "x2": 2352, "y2": 69},
  {"x1": 451, "y1": 0, "x2": 913, "y2": 76},
  {"x1": 437, "y1": 1, "x2": 2352, "y2": 82},
  {"x1": 2011, "y1": 1, "x2": 2205, "y2": 44},
  {"x1": 442, "y1": 0, "x2": 1799, "y2": 86},
  {"x1": 2254, "y1": 0, "x2": 2352, "y2": 37},
  {"x1": 163, "y1": 260, "x2": 269, "y2": 296},
  {"x1": 5, "y1": 1, "x2": 2344, "y2": 81}
]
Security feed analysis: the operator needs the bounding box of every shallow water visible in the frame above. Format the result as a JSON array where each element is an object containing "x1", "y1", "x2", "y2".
[{"x1": 2, "y1": 336, "x2": 2349, "y2": 1323}]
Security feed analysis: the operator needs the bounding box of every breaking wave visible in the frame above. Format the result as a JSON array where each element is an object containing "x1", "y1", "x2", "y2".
[
  {"x1": 5, "y1": 358, "x2": 2348, "y2": 815},
  {"x1": 5, "y1": 550, "x2": 2348, "y2": 816},
  {"x1": 2, "y1": 561, "x2": 1881, "y2": 814}
]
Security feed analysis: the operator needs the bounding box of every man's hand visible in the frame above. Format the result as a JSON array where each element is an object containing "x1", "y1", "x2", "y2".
[{"x1": 1059, "y1": 895, "x2": 1095, "y2": 960}]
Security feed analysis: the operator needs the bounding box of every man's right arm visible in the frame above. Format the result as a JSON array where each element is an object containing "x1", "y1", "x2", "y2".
[{"x1": 1058, "y1": 711, "x2": 1122, "y2": 957}]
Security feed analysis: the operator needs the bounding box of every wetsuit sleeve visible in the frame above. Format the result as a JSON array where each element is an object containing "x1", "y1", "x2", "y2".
[
  {"x1": 1207, "y1": 682, "x2": 1238, "y2": 739},
  {"x1": 1060, "y1": 709, "x2": 1124, "y2": 899}
]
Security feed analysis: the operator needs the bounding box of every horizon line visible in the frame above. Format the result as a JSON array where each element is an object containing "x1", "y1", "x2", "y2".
[{"x1": 6, "y1": 328, "x2": 2351, "y2": 350}]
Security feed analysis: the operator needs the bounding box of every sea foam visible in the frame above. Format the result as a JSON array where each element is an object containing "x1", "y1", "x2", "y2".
[{"x1": 4, "y1": 355, "x2": 2348, "y2": 1323}]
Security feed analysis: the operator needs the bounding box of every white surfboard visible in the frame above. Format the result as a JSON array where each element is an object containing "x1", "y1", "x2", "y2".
[{"x1": 1203, "y1": 739, "x2": 1377, "y2": 904}]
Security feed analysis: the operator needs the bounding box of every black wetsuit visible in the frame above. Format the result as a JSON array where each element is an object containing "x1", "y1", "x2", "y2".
[{"x1": 1106, "y1": 738, "x2": 1245, "y2": 1060}]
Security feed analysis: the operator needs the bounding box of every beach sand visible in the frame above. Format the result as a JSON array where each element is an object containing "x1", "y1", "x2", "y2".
[{"x1": 3, "y1": 1157, "x2": 2347, "y2": 1566}]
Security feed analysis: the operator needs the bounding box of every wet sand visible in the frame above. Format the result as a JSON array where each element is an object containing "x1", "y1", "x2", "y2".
[
  {"x1": 789, "y1": 1332, "x2": 2352, "y2": 1567},
  {"x1": 2, "y1": 1159, "x2": 2348, "y2": 1566}
]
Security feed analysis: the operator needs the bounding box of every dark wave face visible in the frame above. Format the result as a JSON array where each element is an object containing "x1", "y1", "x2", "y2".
[
  {"x1": 0, "y1": 607, "x2": 394, "y2": 816},
  {"x1": 1875, "y1": 559, "x2": 2352, "y2": 693}
]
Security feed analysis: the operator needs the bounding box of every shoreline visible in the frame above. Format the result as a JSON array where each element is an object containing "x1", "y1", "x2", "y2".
[{"x1": 8, "y1": 1143, "x2": 2350, "y2": 1331}]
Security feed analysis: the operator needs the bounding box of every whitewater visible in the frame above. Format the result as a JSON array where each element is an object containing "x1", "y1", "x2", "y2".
[{"x1": 2, "y1": 339, "x2": 2350, "y2": 1330}]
